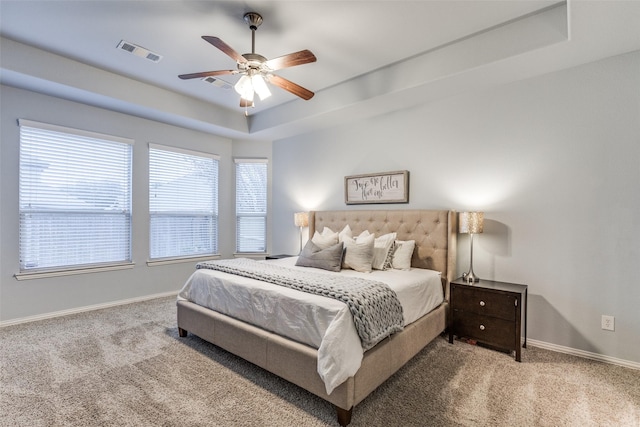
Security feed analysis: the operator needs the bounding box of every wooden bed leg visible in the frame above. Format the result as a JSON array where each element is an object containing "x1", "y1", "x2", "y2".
[
  {"x1": 178, "y1": 327, "x2": 188, "y2": 337},
  {"x1": 336, "y1": 406, "x2": 352, "y2": 426}
]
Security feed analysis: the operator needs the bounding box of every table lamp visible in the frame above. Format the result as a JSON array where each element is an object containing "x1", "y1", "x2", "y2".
[
  {"x1": 459, "y1": 211, "x2": 484, "y2": 282},
  {"x1": 294, "y1": 212, "x2": 309, "y2": 253}
]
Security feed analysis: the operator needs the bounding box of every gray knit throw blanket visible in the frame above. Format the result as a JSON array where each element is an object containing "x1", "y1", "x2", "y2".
[{"x1": 196, "y1": 258, "x2": 404, "y2": 351}]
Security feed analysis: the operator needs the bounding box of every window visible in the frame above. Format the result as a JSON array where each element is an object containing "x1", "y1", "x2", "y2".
[
  {"x1": 18, "y1": 120, "x2": 133, "y2": 272},
  {"x1": 149, "y1": 144, "x2": 219, "y2": 259},
  {"x1": 235, "y1": 159, "x2": 268, "y2": 253}
]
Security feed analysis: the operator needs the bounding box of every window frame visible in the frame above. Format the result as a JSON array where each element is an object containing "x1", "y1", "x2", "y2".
[
  {"x1": 234, "y1": 158, "x2": 268, "y2": 254},
  {"x1": 148, "y1": 143, "x2": 220, "y2": 263},
  {"x1": 15, "y1": 119, "x2": 134, "y2": 280}
]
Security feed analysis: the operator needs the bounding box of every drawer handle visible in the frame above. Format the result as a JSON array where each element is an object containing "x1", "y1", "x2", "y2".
[
  {"x1": 479, "y1": 325, "x2": 485, "y2": 331},
  {"x1": 479, "y1": 301, "x2": 486, "y2": 307}
]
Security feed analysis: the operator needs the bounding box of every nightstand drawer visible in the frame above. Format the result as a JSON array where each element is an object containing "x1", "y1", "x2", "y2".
[
  {"x1": 452, "y1": 312, "x2": 516, "y2": 350},
  {"x1": 452, "y1": 286, "x2": 516, "y2": 321}
]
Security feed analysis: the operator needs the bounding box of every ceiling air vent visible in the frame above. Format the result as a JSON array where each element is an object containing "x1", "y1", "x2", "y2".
[
  {"x1": 202, "y1": 76, "x2": 232, "y2": 90},
  {"x1": 117, "y1": 40, "x2": 162, "y2": 63}
]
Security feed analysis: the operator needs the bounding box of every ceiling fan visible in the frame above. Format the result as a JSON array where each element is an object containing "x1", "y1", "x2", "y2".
[{"x1": 179, "y1": 12, "x2": 317, "y2": 108}]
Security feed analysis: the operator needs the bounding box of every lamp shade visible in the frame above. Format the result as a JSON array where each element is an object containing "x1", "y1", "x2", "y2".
[
  {"x1": 294, "y1": 212, "x2": 309, "y2": 227},
  {"x1": 459, "y1": 212, "x2": 484, "y2": 234}
]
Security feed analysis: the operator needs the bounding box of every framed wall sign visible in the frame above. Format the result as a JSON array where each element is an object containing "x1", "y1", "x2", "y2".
[{"x1": 344, "y1": 170, "x2": 409, "y2": 204}]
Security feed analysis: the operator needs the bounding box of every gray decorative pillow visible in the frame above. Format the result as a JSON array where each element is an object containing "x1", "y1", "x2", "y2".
[{"x1": 295, "y1": 241, "x2": 344, "y2": 272}]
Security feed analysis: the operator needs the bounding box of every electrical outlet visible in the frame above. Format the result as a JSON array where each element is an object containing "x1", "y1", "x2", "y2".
[{"x1": 601, "y1": 315, "x2": 615, "y2": 331}]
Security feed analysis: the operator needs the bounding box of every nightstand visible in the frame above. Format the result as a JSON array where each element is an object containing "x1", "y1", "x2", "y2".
[
  {"x1": 265, "y1": 254, "x2": 295, "y2": 260},
  {"x1": 448, "y1": 278, "x2": 528, "y2": 362}
]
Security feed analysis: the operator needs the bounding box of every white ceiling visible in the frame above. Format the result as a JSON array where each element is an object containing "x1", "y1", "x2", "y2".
[{"x1": 1, "y1": 1, "x2": 639, "y2": 140}]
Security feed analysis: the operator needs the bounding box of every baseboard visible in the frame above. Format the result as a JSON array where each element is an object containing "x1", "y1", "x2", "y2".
[
  {"x1": 0, "y1": 291, "x2": 179, "y2": 327},
  {"x1": 528, "y1": 338, "x2": 640, "y2": 371}
]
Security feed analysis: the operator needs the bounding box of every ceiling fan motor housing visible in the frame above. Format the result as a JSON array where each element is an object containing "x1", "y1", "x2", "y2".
[
  {"x1": 240, "y1": 53, "x2": 269, "y2": 74},
  {"x1": 243, "y1": 12, "x2": 263, "y2": 30}
]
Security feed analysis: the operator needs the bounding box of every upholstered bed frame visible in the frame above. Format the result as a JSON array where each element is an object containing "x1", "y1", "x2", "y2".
[{"x1": 177, "y1": 209, "x2": 457, "y2": 425}]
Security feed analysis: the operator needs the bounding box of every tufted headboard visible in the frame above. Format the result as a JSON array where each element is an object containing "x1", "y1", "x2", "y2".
[{"x1": 309, "y1": 210, "x2": 457, "y2": 299}]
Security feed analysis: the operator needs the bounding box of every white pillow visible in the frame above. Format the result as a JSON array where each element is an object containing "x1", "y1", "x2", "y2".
[
  {"x1": 311, "y1": 227, "x2": 339, "y2": 249},
  {"x1": 342, "y1": 232, "x2": 375, "y2": 272},
  {"x1": 321, "y1": 226, "x2": 335, "y2": 236},
  {"x1": 392, "y1": 240, "x2": 415, "y2": 270},
  {"x1": 354, "y1": 230, "x2": 374, "y2": 245},
  {"x1": 371, "y1": 232, "x2": 397, "y2": 270},
  {"x1": 338, "y1": 224, "x2": 352, "y2": 243}
]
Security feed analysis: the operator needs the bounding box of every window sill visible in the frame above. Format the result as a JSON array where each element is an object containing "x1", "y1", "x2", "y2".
[
  {"x1": 15, "y1": 262, "x2": 135, "y2": 281},
  {"x1": 146, "y1": 255, "x2": 220, "y2": 267}
]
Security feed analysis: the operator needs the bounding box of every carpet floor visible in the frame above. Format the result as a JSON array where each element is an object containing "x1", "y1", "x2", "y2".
[{"x1": 1, "y1": 296, "x2": 638, "y2": 426}]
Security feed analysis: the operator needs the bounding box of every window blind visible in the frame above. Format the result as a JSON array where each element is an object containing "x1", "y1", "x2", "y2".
[
  {"x1": 18, "y1": 119, "x2": 133, "y2": 271},
  {"x1": 235, "y1": 159, "x2": 268, "y2": 253},
  {"x1": 149, "y1": 144, "x2": 219, "y2": 259}
]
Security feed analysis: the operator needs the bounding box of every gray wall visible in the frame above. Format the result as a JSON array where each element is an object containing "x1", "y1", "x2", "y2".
[
  {"x1": 0, "y1": 85, "x2": 271, "y2": 321},
  {"x1": 271, "y1": 51, "x2": 640, "y2": 364},
  {"x1": 1, "y1": 49, "x2": 638, "y2": 366}
]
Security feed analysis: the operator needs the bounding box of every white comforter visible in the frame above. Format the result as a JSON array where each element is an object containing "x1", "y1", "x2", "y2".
[{"x1": 178, "y1": 257, "x2": 443, "y2": 394}]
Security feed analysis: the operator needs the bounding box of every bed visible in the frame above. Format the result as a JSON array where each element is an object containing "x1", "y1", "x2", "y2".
[{"x1": 177, "y1": 209, "x2": 457, "y2": 425}]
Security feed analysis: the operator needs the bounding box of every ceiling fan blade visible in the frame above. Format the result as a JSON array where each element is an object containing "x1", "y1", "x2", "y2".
[
  {"x1": 202, "y1": 36, "x2": 247, "y2": 64},
  {"x1": 178, "y1": 70, "x2": 235, "y2": 80},
  {"x1": 269, "y1": 74, "x2": 314, "y2": 100},
  {"x1": 265, "y1": 49, "x2": 317, "y2": 71}
]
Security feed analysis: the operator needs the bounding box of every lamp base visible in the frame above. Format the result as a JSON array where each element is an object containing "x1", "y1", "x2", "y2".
[
  {"x1": 462, "y1": 271, "x2": 480, "y2": 283},
  {"x1": 299, "y1": 226, "x2": 304, "y2": 254}
]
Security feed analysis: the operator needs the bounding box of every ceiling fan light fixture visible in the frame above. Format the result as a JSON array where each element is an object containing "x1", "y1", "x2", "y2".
[
  {"x1": 252, "y1": 74, "x2": 271, "y2": 100},
  {"x1": 179, "y1": 11, "x2": 316, "y2": 110},
  {"x1": 234, "y1": 75, "x2": 254, "y2": 101}
]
